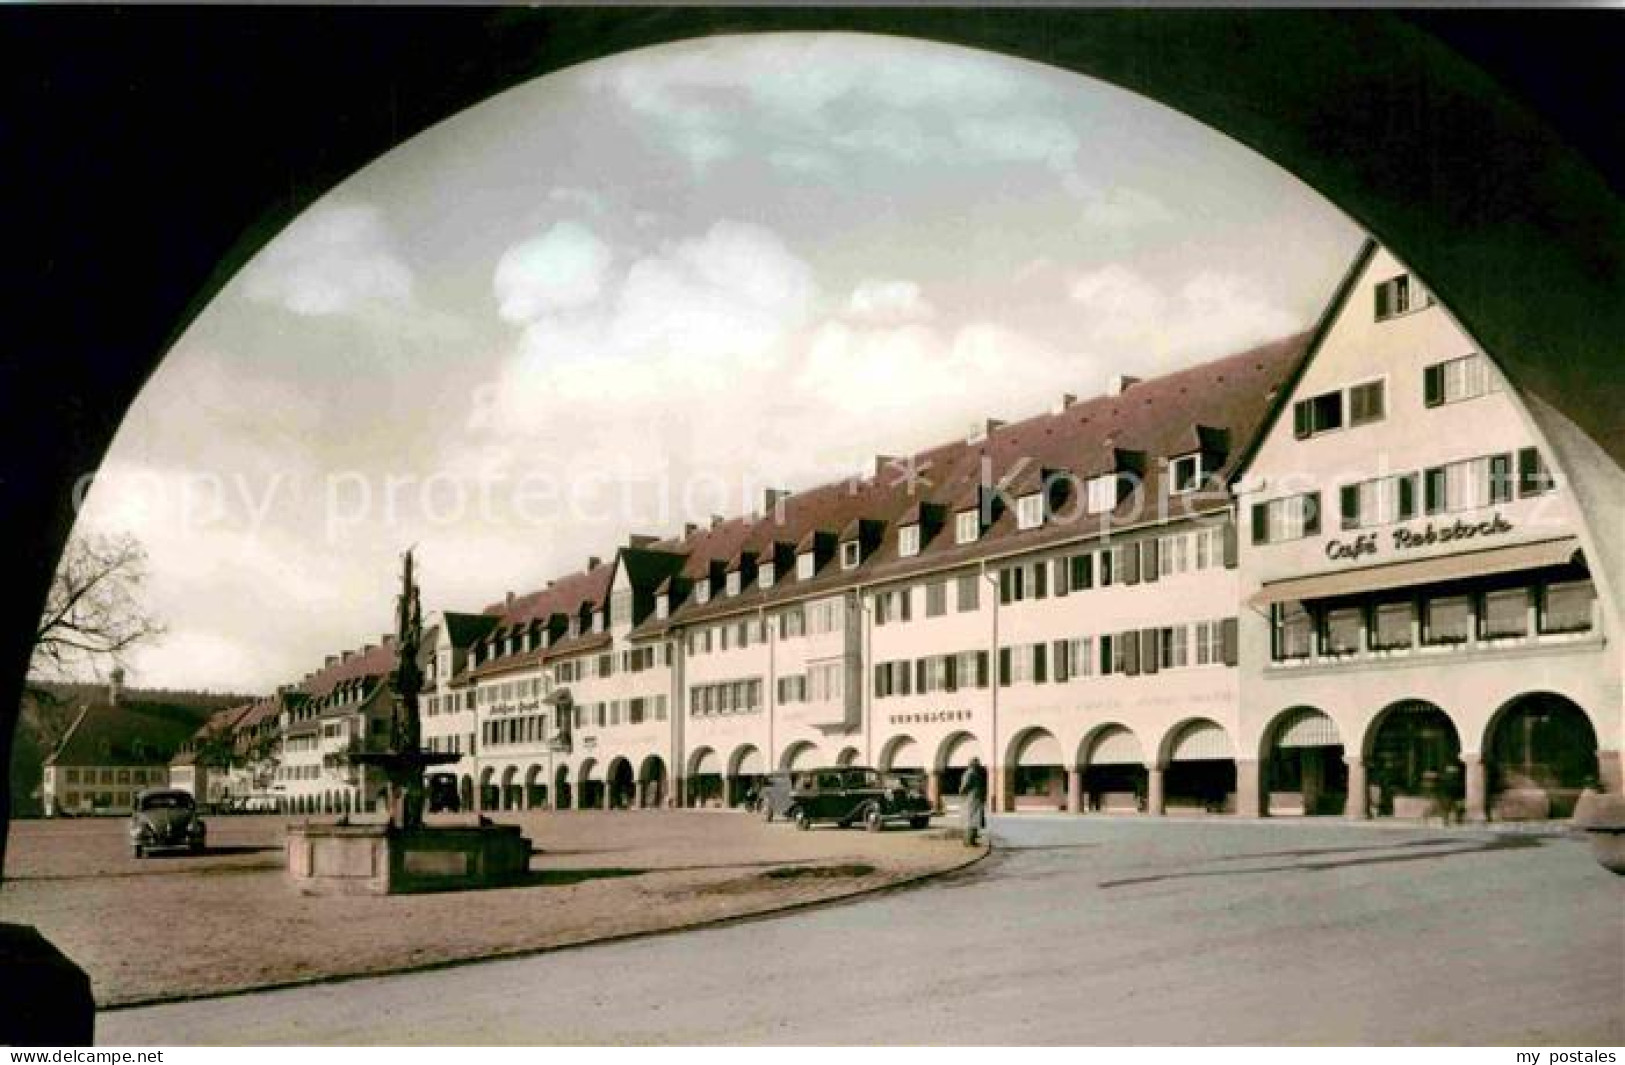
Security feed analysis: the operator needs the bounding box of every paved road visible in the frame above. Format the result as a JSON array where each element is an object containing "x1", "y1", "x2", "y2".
[{"x1": 101, "y1": 817, "x2": 1623, "y2": 1045}]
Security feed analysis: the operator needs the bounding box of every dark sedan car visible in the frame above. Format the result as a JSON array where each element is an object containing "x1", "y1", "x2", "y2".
[
  {"x1": 129, "y1": 788, "x2": 206, "y2": 857},
  {"x1": 786, "y1": 767, "x2": 932, "y2": 831}
]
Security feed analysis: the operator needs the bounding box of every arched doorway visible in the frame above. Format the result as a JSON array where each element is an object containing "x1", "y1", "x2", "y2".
[
  {"x1": 1263, "y1": 707, "x2": 1347, "y2": 816},
  {"x1": 553, "y1": 764, "x2": 572, "y2": 811},
  {"x1": 779, "y1": 741, "x2": 819, "y2": 772},
  {"x1": 606, "y1": 757, "x2": 635, "y2": 810},
  {"x1": 1008, "y1": 728, "x2": 1065, "y2": 811},
  {"x1": 1161, "y1": 720, "x2": 1236, "y2": 814},
  {"x1": 729, "y1": 745, "x2": 766, "y2": 808},
  {"x1": 1485, "y1": 693, "x2": 1600, "y2": 820},
  {"x1": 687, "y1": 747, "x2": 722, "y2": 808},
  {"x1": 525, "y1": 764, "x2": 546, "y2": 810},
  {"x1": 1366, "y1": 700, "x2": 1463, "y2": 818},
  {"x1": 638, "y1": 755, "x2": 667, "y2": 809},
  {"x1": 459, "y1": 774, "x2": 473, "y2": 812},
  {"x1": 835, "y1": 746, "x2": 861, "y2": 768},
  {"x1": 1082, "y1": 725, "x2": 1146, "y2": 813},
  {"x1": 577, "y1": 758, "x2": 601, "y2": 810},
  {"x1": 936, "y1": 732, "x2": 983, "y2": 810},
  {"x1": 500, "y1": 765, "x2": 520, "y2": 810},
  {"x1": 479, "y1": 767, "x2": 497, "y2": 812}
]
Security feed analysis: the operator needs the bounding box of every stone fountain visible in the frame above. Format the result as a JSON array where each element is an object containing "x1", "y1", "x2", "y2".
[{"x1": 286, "y1": 550, "x2": 531, "y2": 895}]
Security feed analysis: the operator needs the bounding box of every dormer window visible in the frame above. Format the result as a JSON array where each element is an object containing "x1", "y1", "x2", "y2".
[
  {"x1": 568, "y1": 616, "x2": 580, "y2": 638},
  {"x1": 760, "y1": 562, "x2": 776, "y2": 589},
  {"x1": 695, "y1": 582, "x2": 711, "y2": 605},
  {"x1": 955, "y1": 510, "x2": 979, "y2": 545},
  {"x1": 841, "y1": 540, "x2": 862, "y2": 570},
  {"x1": 725, "y1": 571, "x2": 741, "y2": 597},
  {"x1": 1016, "y1": 493, "x2": 1044, "y2": 531},
  {"x1": 899, "y1": 525, "x2": 921, "y2": 558},
  {"x1": 797, "y1": 552, "x2": 816, "y2": 580},
  {"x1": 656, "y1": 594, "x2": 669, "y2": 620},
  {"x1": 1170, "y1": 453, "x2": 1206, "y2": 495},
  {"x1": 1086, "y1": 474, "x2": 1120, "y2": 514},
  {"x1": 593, "y1": 611, "x2": 605, "y2": 634}
]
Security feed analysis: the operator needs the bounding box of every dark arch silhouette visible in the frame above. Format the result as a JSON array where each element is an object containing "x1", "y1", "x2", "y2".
[{"x1": 3, "y1": 10, "x2": 1621, "y2": 870}]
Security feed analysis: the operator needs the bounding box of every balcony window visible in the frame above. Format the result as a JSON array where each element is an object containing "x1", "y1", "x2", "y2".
[
  {"x1": 1481, "y1": 587, "x2": 1529, "y2": 639},
  {"x1": 1540, "y1": 580, "x2": 1595, "y2": 635},
  {"x1": 1423, "y1": 594, "x2": 1471, "y2": 646}
]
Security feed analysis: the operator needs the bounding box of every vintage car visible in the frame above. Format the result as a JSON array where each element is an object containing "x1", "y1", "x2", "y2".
[
  {"x1": 785, "y1": 767, "x2": 933, "y2": 831},
  {"x1": 128, "y1": 788, "x2": 207, "y2": 857}
]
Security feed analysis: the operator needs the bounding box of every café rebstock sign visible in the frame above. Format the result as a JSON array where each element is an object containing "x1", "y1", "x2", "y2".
[{"x1": 1324, "y1": 512, "x2": 1514, "y2": 563}]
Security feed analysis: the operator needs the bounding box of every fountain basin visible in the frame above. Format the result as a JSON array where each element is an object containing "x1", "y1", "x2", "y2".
[{"x1": 287, "y1": 817, "x2": 531, "y2": 896}]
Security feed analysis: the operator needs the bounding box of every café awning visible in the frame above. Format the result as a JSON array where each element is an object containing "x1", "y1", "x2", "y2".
[{"x1": 1249, "y1": 536, "x2": 1581, "y2": 608}]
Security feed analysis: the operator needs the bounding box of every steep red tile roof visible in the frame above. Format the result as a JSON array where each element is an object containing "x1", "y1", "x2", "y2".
[{"x1": 299, "y1": 639, "x2": 397, "y2": 701}]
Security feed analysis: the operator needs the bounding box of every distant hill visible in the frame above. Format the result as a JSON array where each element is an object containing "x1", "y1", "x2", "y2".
[{"x1": 10, "y1": 681, "x2": 259, "y2": 818}]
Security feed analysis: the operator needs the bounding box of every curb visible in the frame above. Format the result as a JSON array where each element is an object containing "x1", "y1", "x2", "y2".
[{"x1": 97, "y1": 840, "x2": 991, "y2": 1015}]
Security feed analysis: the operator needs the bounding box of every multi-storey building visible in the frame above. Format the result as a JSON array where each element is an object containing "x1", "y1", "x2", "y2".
[
  {"x1": 444, "y1": 330, "x2": 1306, "y2": 818},
  {"x1": 1234, "y1": 241, "x2": 1619, "y2": 821},
  {"x1": 183, "y1": 240, "x2": 1618, "y2": 826},
  {"x1": 41, "y1": 671, "x2": 200, "y2": 816}
]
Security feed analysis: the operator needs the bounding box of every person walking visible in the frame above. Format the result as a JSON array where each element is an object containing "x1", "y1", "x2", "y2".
[{"x1": 960, "y1": 757, "x2": 988, "y2": 847}]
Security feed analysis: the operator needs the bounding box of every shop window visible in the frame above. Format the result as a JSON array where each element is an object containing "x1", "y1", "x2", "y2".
[
  {"x1": 1423, "y1": 594, "x2": 1472, "y2": 646},
  {"x1": 1272, "y1": 603, "x2": 1312, "y2": 660},
  {"x1": 1371, "y1": 599, "x2": 1418, "y2": 650},
  {"x1": 1320, "y1": 606, "x2": 1363, "y2": 655},
  {"x1": 1480, "y1": 587, "x2": 1529, "y2": 639},
  {"x1": 1540, "y1": 581, "x2": 1595, "y2": 635}
]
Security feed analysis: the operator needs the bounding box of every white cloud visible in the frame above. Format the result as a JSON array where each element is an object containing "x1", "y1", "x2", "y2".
[
  {"x1": 846, "y1": 279, "x2": 935, "y2": 324},
  {"x1": 1068, "y1": 264, "x2": 1300, "y2": 365},
  {"x1": 239, "y1": 203, "x2": 413, "y2": 316},
  {"x1": 493, "y1": 221, "x2": 614, "y2": 322}
]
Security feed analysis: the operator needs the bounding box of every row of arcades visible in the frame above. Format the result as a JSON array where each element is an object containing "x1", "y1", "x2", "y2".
[{"x1": 281, "y1": 690, "x2": 1605, "y2": 822}]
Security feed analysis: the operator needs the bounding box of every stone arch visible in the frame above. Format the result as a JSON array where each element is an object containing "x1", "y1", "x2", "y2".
[
  {"x1": 500, "y1": 765, "x2": 520, "y2": 810},
  {"x1": 1363, "y1": 699, "x2": 1463, "y2": 818},
  {"x1": 1483, "y1": 691, "x2": 1601, "y2": 819},
  {"x1": 1079, "y1": 724, "x2": 1148, "y2": 814},
  {"x1": 879, "y1": 735, "x2": 923, "y2": 772},
  {"x1": 459, "y1": 774, "x2": 474, "y2": 811},
  {"x1": 778, "y1": 740, "x2": 819, "y2": 772},
  {"x1": 933, "y1": 731, "x2": 984, "y2": 808},
  {"x1": 638, "y1": 754, "x2": 668, "y2": 809},
  {"x1": 577, "y1": 757, "x2": 603, "y2": 812},
  {"x1": 1260, "y1": 706, "x2": 1347, "y2": 816},
  {"x1": 606, "y1": 756, "x2": 635, "y2": 810},
  {"x1": 1005, "y1": 727, "x2": 1066, "y2": 811},
  {"x1": 835, "y1": 746, "x2": 862, "y2": 767},
  {"x1": 686, "y1": 746, "x2": 723, "y2": 807},
  {"x1": 524, "y1": 764, "x2": 546, "y2": 810},
  {"x1": 728, "y1": 744, "x2": 766, "y2": 808},
  {"x1": 553, "y1": 764, "x2": 572, "y2": 810},
  {"x1": 1158, "y1": 718, "x2": 1237, "y2": 815}
]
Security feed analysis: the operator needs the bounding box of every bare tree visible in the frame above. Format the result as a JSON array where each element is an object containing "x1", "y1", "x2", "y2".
[{"x1": 30, "y1": 532, "x2": 164, "y2": 680}]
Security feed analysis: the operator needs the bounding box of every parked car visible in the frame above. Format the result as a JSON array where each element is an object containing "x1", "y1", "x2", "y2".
[
  {"x1": 755, "y1": 770, "x2": 795, "y2": 822},
  {"x1": 129, "y1": 788, "x2": 206, "y2": 857},
  {"x1": 786, "y1": 767, "x2": 933, "y2": 831},
  {"x1": 426, "y1": 772, "x2": 461, "y2": 813}
]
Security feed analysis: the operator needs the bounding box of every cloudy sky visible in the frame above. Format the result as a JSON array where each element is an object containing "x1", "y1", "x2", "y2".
[{"x1": 76, "y1": 33, "x2": 1362, "y2": 693}]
